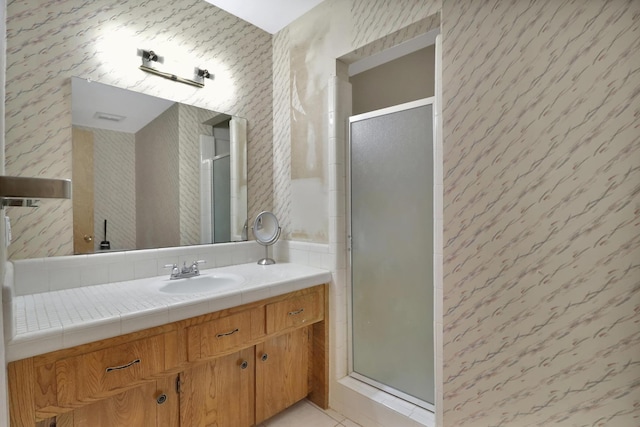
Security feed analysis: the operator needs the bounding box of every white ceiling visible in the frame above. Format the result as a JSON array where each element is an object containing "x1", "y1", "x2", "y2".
[
  {"x1": 204, "y1": 0, "x2": 326, "y2": 34},
  {"x1": 72, "y1": 78, "x2": 175, "y2": 133}
]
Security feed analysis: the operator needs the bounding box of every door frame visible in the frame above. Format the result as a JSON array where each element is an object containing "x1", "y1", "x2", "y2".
[{"x1": 72, "y1": 127, "x2": 95, "y2": 254}]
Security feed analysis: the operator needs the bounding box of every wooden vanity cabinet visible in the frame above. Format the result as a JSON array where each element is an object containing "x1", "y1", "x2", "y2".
[
  {"x1": 255, "y1": 327, "x2": 311, "y2": 424},
  {"x1": 8, "y1": 285, "x2": 328, "y2": 427},
  {"x1": 56, "y1": 332, "x2": 174, "y2": 407},
  {"x1": 179, "y1": 347, "x2": 255, "y2": 427},
  {"x1": 179, "y1": 327, "x2": 313, "y2": 427},
  {"x1": 43, "y1": 376, "x2": 179, "y2": 427}
]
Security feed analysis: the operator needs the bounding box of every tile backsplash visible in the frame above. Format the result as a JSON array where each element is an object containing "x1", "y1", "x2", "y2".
[{"x1": 7, "y1": 242, "x2": 264, "y2": 297}]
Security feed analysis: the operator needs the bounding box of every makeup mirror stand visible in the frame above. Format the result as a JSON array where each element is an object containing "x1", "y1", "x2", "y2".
[{"x1": 253, "y1": 211, "x2": 281, "y2": 265}]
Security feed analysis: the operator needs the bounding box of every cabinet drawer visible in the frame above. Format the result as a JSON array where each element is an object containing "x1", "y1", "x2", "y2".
[
  {"x1": 56, "y1": 333, "x2": 171, "y2": 406},
  {"x1": 266, "y1": 289, "x2": 324, "y2": 334},
  {"x1": 188, "y1": 307, "x2": 264, "y2": 361}
]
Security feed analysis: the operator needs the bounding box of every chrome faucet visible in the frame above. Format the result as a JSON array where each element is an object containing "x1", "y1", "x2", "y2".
[{"x1": 164, "y1": 260, "x2": 206, "y2": 280}]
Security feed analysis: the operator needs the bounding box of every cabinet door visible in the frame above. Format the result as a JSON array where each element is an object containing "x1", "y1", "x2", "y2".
[
  {"x1": 179, "y1": 347, "x2": 255, "y2": 427},
  {"x1": 255, "y1": 327, "x2": 311, "y2": 424},
  {"x1": 57, "y1": 376, "x2": 179, "y2": 427}
]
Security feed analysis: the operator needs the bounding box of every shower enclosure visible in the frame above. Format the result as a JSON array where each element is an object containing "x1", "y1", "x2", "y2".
[
  {"x1": 348, "y1": 98, "x2": 435, "y2": 409},
  {"x1": 200, "y1": 117, "x2": 247, "y2": 244}
]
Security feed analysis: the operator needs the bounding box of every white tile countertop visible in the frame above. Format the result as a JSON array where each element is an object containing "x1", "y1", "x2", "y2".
[{"x1": 5, "y1": 262, "x2": 331, "y2": 362}]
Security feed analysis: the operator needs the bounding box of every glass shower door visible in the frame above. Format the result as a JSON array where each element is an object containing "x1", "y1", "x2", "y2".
[{"x1": 349, "y1": 98, "x2": 434, "y2": 407}]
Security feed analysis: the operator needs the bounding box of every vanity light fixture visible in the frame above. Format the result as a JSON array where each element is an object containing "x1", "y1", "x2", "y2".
[
  {"x1": 137, "y1": 48, "x2": 214, "y2": 88},
  {"x1": 194, "y1": 67, "x2": 214, "y2": 86},
  {"x1": 145, "y1": 50, "x2": 159, "y2": 62}
]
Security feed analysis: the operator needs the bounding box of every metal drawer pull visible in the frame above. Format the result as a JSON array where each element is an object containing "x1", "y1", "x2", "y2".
[
  {"x1": 156, "y1": 394, "x2": 167, "y2": 405},
  {"x1": 105, "y1": 358, "x2": 141, "y2": 373},
  {"x1": 288, "y1": 308, "x2": 305, "y2": 316},
  {"x1": 216, "y1": 328, "x2": 239, "y2": 338},
  {"x1": 261, "y1": 353, "x2": 269, "y2": 362},
  {"x1": 240, "y1": 360, "x2": 249, "y2": 370}
]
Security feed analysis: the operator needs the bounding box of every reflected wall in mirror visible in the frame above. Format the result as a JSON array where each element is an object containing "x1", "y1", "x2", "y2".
[
  {"x1": 5, "y1": 0, "x2": 274, "y2": 261},
  {"x1": 71, "y1": 77, "x2": 248, "y2": 254}
]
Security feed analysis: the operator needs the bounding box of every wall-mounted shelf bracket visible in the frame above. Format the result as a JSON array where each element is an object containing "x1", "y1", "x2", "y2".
[
  {"x1": 2, "y1": 199, "x2": 40, "y2": 208},
  {"x1": 0, "y1": 176, "x2": 71, "y2": 208}
]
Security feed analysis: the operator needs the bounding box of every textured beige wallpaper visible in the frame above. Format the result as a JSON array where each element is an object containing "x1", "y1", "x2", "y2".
[
  {"x1": 135, "y1": 104, "x2": 180, "y2": 249},
  {"x1": 275, "y1": 0, "x2": 638, "y2": 425},
  {"x1": 442, "y1": 0, "x2": 640, "y2": 425},
  {"x1": 177, "y1": 103, "x2": 216, "y2": 246},
  {"x1": 81, "y1": 105, "x2": 223, "y2": 251},
  {"x1": 5, "y1": 0, "x2": 273, "y2": 259},
  {"x1": 90, "y1": 127, "x2": 137, "y2": 251}
]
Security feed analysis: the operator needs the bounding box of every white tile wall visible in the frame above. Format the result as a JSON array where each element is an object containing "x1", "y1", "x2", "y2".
[
  {"x1": 8, "y1": 241, "x2": 264, "y2": 297},
  {"x1": 274, "y1": 241, "x2": 331, "y2": 270},
  {"x1": 108, "y1": 261, "x2": 135, "y2": 283},
  {"x1": 10, "y1": 258, "x2": 47, "y2": 295}
]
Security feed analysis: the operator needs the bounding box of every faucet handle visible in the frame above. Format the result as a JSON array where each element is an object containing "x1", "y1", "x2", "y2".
[
  {"x1": 191, "y1": 260, "x2": 206, "y2": 274},
  {"x1": 164, "y1": 263, "x2": 180, "y2": 279}
]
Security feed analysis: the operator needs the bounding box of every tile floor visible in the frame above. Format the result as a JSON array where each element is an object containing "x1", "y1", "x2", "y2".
[{"x1": 258, "y1": 399, "x2": 360, "y2": 427}]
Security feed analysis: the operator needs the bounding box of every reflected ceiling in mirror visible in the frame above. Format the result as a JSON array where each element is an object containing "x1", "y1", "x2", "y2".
[{"x1": 71, "y1": 77, "x2": 248, "y2": 254}]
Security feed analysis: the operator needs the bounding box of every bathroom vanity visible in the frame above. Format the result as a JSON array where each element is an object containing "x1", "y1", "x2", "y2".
[{"x1": 6, "y1": 263, "x2": 330, "y2": 427}]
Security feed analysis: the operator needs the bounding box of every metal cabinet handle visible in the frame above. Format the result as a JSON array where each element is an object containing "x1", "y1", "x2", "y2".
[
  {"x1": 288, "y1": 308, "x2": 305, "y2": 316},
  {"x1": 240, "y1": 360, "x2": 249, "y2": 370},
  {"x1": 156, "y1": 393, "x2": 167, "y2": 405},
  {"x1": 83, "y1": 235, "x2": 93, "y2": 242},
  {"x1": 216, "y1": 328, "x2": 239, "y2": 338},
  {"x1": 261, "y1": 353, "x2": 268, "y2": 362},
  {"x1": 105, "y1": 358, "x2": 141, "y2": 373}
]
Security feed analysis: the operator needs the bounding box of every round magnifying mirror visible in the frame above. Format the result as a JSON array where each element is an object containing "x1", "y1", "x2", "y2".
[{"x1": 253, "y1": 211, "x2": 281, "y2": 265}]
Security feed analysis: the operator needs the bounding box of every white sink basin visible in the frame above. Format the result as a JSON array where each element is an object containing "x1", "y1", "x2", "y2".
[{"x1": 158, "y1": 273, "x2": 244, "y2": 294}]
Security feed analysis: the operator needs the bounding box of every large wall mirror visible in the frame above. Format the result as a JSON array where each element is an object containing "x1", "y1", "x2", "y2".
[{"x1": 71, "y1": 77, "x2": 248, "y2": 254}]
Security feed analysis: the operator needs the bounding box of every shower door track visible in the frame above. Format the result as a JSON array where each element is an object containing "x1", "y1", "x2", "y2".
[{"x1": 351, "y1": 372, "x2": 435, "y2": 411}]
